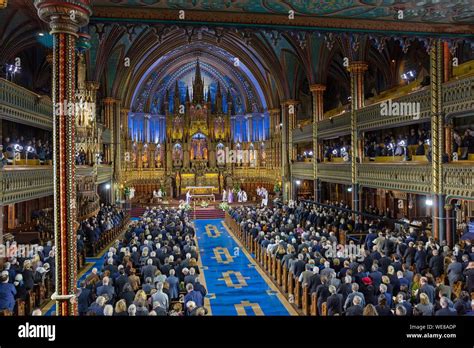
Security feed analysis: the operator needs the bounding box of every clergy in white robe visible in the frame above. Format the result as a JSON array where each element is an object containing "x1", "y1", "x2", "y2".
[{"x1": 222, "y1": 189, "x2": 227, "y2": 202}]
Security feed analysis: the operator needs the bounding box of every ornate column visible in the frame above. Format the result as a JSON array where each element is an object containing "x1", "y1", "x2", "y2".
[
  {"x1": 281, "y1": 100, "x2": 298, "y2": 201},
  {"x1": 34, "y1": 0, "x2": 91, "y2": 316},
  {"x1": 430, "y1": 40, "x2": 445, "y2": 243},
  {"x1": 347, "y1": 61, "x2": 367, "y2": 213},
  {"x1": 445, "y1": 203, "x2": 453, "y2": 247},
  {"x1": 268, "y1": 108, "x2": 280, "y2": 171},
  {"x1": 310, "y1": 84, "x2": 326, "y2": 202}
]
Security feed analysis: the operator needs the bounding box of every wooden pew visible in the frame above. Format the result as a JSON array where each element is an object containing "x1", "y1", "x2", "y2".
[
  {"x1": 276, "y1": 260, "x2": 282, "y2": 286},
  {"x1": 294, "y1": 278, "x2": 301, "y2": 308},
  {"x1": 15, "y1": 299, "x2": 25, "y2": 316},
  {"x1": 302, "y1": 285, "x2": 309, "y2": 315},
  {"x1": 310, "y1": 293, "x2": 318, "y2": 316},
  {"x1": 321, "y1": 302, "x2": 328, "y2": 316},
  {"x1": 271, "y1": 255, "x2": 276, "y2": 278},
  {"x1": 288, "y1": 271, "x2": 294, "y2": 296},
  {"x1": 26, "y1": 290, "x2": 36, "y2": 314},
  {"x1": 282, "y1": 265, "x2": 288, "y2": 292}
]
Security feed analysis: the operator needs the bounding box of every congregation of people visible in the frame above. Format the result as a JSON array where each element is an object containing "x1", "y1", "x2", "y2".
[
  {"x1": 77, "y1": 204, "x2": 125, "y2": 250},
  {"x1": 76, "y1": 206, "x2": 208, "y2": 316},
  {"x1": 229, "y1": 201, "x2": 474, "y2": 316},
  {"x1": 1, "y1": 135, "x2": 52, "y2": 164}
]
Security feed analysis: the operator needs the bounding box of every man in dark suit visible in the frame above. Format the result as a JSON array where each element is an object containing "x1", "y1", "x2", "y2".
[
  {"x1": 96, "y1": 276, "x2": 115, "y2": 304},
  {"x1": 345, "y1": 295, "x2": 363, "y2": 316},
  {"x1": 435, "y1": 297, "x2": 457, "y2": 316},
  {"x1": 428, "y1": 249, "x2": 444, "y2": 278},
  {"x1": 77, "y1": 281, "x2": 92, "y2": 316},
  {"x1": 293, "y1": 254, "x2": 306, "y2": 277},
  {"x1": 114, "y1": 266, "x2": 128, "y2": 295},
  {"x1": 414, "y1": 245, "x2": 427, "y2": 274}
]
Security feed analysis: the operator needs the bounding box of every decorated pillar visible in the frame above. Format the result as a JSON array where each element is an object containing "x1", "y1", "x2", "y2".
[
  {"x1": 445, "y1": 203, "x2": 454, "y2": 247},
  {"x1": 347, "y1": 61, "x2": 367, "y2": 213},
  {"x1": 310, "y1": 84, "x2": 326, "y2": 202},
  {"x1": 34, "y1": 0, "x2": 91, "y2": 316},
  {"x1": 281, "y1": 100, "x2": 298, "y2": 201},
  {"x1": 268, "y1": 108, "x2": 280, "y2": 171},
  {"x1": 430, "y1": 40, "x2": 445, "y2": 243}
]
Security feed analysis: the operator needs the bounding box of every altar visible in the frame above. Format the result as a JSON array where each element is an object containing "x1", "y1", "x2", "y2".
[{"x1": 185, "y1": 186, "x2": 217, "y2": 203}]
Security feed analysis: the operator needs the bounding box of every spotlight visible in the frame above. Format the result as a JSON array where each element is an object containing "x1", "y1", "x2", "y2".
[
  {"x1": 105, "y1": 183, "x2": 111, "y2": 190},
  {"x1": 425, "y1": 199, "x2": 433, "y2": 206},
  {"x1": 295, "y1": 180, "x2": 301, "y2": 186},
  {"x1": 38, "y1": 32, "x2": 45, "y2": 37},
  {"x1": 347, "y1": 187, "x2": 352, "y2": 192},
  {"x1": 13, "y1": 144, "x2": 23, "y2": 152}
]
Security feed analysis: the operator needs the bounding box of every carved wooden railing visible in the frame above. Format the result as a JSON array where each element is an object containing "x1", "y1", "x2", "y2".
[
  {"x1": 443, "y1": 75, "x2": 474, "y2": 116},
  {"x1": 357, "y1": 163, "x2": 432, "y2": 193},
  {"x1": 97, "y1": 164, "x2": 113, "y2": 183},
  {"x1": 443, "y1": 164, "x2": 474, "y2": 199},
  {"x1": 317, "y1": 162, "x2": 351, "y2": 184},
  {"x1": 290, "y1": 74, "x2": 474, "y2": 142},
  {"x1": 0, "y1": 78, "x2": 52, "y2": 129},
  {"x1": 317, "y1": 111, "x2": 351, "y2": 139},
  {"x1": 0, "y1": 167, "x2": 53, "y2": 204},
  {"x1": 291, "y1": 161, "x2": 314, "y2": 180},
  {"x1": 357, "y1": 88, "x2": 431, "y2": 131}
]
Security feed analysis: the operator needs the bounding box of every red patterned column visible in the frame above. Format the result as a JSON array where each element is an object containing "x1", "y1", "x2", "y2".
[{"x1": 35, "y1": 0, "x2": 91, "y2": 316}]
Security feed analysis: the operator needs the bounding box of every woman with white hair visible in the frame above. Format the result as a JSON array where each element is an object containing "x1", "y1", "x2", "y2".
[
  {"x1": 13, "y1": 273, "x2": 27, "y2": 301},
  {"x1": 127, "y1": 304, "x2": 137, "y2": 316}
]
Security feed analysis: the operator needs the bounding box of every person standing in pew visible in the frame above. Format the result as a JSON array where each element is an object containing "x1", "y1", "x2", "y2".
[{"x1": 0, "y1": 272, "x2": 17, "y2": 313}]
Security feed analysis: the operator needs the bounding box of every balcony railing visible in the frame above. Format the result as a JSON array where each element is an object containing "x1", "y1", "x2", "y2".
[
  {"x1": 357, "y1": 163, "x2": 432, "y2": 193},
  {"x1": 291, "y1": 161, "x2": 313, "y2": 180},
  {"x1": 443, "y1": 164, "x2": 474, "y2": 199},
  {"x1": 318, "y1": 112, "x2": 351, "y2": 139},
  {"x1": 291, "y1": 74, "x2": 474, "y2": 142},
  {"x1": 0, "y1": 167, "x2": 53, "y2": 204},
  {"x1": 0, "y1": 78, "x2": 52, "y2": 129},
  {"x1": 317, "y1": 163, "x2": 351, "y2": 184},
  {"x1": 97, "y1": 165, "x2": 113, "y2": 183},
  {"x1": 443, "y1": 75, "x2": 474, "y2": 116}
]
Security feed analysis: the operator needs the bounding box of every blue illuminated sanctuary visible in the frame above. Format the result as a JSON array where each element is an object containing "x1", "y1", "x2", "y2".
[{"x1": 124, "y1": 51, "x2": 270, "y2": 192}]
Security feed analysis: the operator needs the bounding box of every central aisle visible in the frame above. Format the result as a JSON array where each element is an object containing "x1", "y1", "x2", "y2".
[{"x1": 195, "y1": 219, "x2": 297, "y2": 316}]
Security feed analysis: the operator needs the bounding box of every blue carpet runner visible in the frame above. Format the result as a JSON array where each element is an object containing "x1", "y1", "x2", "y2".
[
  {"x1": 44, "y1": 218, "x2": 295, "y2": 316},
  {"x1": 195, "y1": 219, "x2": 296, "y2": 316}
]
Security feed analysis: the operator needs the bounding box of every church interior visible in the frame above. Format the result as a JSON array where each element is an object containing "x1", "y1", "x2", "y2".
[{"x1": 0, "y1": 0, "x2": 474, "y2": 332}]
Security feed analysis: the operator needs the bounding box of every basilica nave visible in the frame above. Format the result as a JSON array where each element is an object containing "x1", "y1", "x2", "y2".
[{"x1": 0, "y1": 1, "x2": 473, "y2": 335}]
